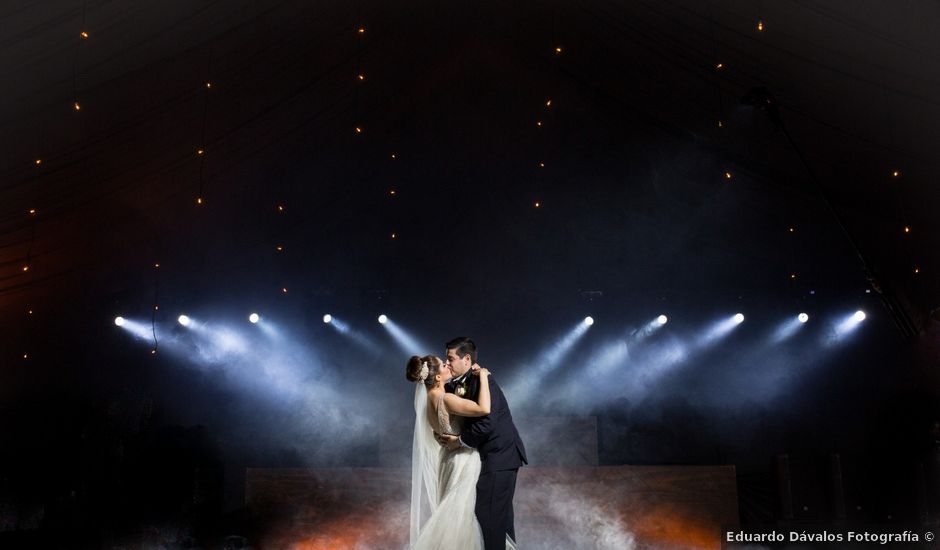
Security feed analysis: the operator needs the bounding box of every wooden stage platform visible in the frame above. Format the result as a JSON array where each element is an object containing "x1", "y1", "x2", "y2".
[{"x1": 246, "y1": 464, "x2": 738, "y2": 549}]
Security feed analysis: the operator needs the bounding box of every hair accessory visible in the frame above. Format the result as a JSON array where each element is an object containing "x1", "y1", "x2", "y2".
[{"x1": 418, "y1": 362, "x2": 429, "y2": 382}]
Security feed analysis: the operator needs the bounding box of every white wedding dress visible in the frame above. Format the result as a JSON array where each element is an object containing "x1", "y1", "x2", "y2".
[{"x1": 410, "y1": 387, "x2": 485, "y2": 549}]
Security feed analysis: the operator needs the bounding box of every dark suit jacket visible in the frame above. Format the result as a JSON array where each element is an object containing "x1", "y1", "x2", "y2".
[{"x1": 446, "y1": 373, "x2": 528, "y2": 474}]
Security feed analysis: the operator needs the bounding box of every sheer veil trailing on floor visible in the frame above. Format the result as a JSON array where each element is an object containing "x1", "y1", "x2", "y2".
[{"x1": 410, "y1": 384, "x2": 440, "y2": 546}]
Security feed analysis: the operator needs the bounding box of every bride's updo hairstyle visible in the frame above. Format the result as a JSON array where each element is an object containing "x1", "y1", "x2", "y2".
[{"x1": 406, "y1": 355, "x2": 443, "y2": 388}]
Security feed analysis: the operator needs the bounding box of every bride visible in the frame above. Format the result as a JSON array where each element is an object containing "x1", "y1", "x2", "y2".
[{"x1": 406, "y1": 354, "x2": 491, "y2": 549}]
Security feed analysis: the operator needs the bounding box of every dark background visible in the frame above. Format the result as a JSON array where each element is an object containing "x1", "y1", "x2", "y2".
[{"x1": 1, "y1": 0, "x2": 939, "y2": 546}]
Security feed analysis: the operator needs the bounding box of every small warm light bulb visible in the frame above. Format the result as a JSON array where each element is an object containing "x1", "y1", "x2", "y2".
[
  {"x1": 276, "y1": 245, "x2": 284, "y2": 252},
  {"x1": 914, "y1": 267, "x2": 921, "y2": 274},
  {"x1": 355, "y1": 127, "x2": 362, "y2": 134},
  {"x1": 80, "y1": 31, "x2": 89, "y2": 39},
  {"x1": 538, "y1": 162, "x2": 545, "y2": 168},
  {"x1": 22, "y1": 265, "x2": 30, "y2": 272},
  {"x1": 757, "y1": 19, "x2": 764, "y2": 31},
  {"x1": 196, "y1": 148, "x2": 205, "y2": 156},
  {"x1": 536, "y1": 121, "x2": 542, "y2": 127},
  {"x1": 151, "y1": 349, "x2": 157, "y2": 355},
  {"x1": 724, "y1": 171, "x2": 732, "y2": 180},
  {"x1": 534, "y1": 201, "x2": 541, "y2": 208},
  {"x1": 35, "y1": 159, "x2": 42, "y2": 166},
  {"x1": 788, "y1": 227, "x2": 795, "y2": 233},
  {"x1": 195, "y1": 197, "x2": 203, "y2": 205},
  {"x1": 391, "y1": 153, "x2": 397, "y2": 159},
  {"x1": 357, "y1": 74, "x2": 365, "y2": 81},
  {"x1": 23, "y1": 353, "x2": 28, "y2": 359},
  {"x1": 73, "y1": 101, "x2": 81, "y2": 111},
  {"x1": 391, "y1": 232, "x2": 397, "y2": 239},
  {"x1": 555, "y1": 46, "x2": 562, "y2": 54},
  {"x1": 715, "y1": 62, "x2": 724, "y2": 70},
  {"x1": 389, "y1": 189, "x2": 397, "y2": 196},
  {"x1": 789, "y1": 273, "x2": 797, "y2": 280},
  {"x1": 277, "y1": 204, "x2": 285, "y2": 212},
  {"x1": 206, "y1": 81, "x2": 212, "y2": 89},
  {"x1": 28, "y1": 310, "x2": 33, "y2": 315},
  {"x1": 282, "y1": 287, "x2": 288, "y2": 293},
  {"x1": 545, "y1": 99, "x2": 552, "y2": 107},
  {"x1": 154, "y1": 263, "x2": 160, "y2": 268},
  {"x1": 903, "y1": 226, "x2": 911, "y2": 233},
  {"x1": 892, "y1": 170, "x2": 901, "y2": 177},
  {"x1": 28, "y1": 208, "x2": 36, "y2": 215},
  {"x1": 154, "y1": 305, "x2": 159, "y2": 310},
  {"x1": 717, "y1": 120, "x2": 723, "y2": 128}
]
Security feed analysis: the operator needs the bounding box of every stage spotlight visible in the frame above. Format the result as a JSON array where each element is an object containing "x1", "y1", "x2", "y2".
[
  {"x1": 827, "y1": 309, "x2": 869, "y2": 345},
  {"x1": 323, "y1": 314, "x2": 332, "y2": 324},
  {"x1": 178, "y1": 314, "x2": 191, "y2": 326},
  {"x1": 114, "y1": 316, "x2": 125, "y2": 326},
  {"x1": 249, "y1": 313, "x2": 260, "y2": 324},
  {"x1": 378, "y1": 314, "x2": 388, "y2": 324},
  {"x1": 798, "y1": 313, "x2": 809, "y2": 323},
  {"x1": 698, "y1": 313, "x2": 747, "y2": 346},
  {"x1": 656, "y1": 315, "x2": 668, "y2": 325},
  {"x1": 584, "y1": 316, "x2": 594, "y2": 326}
]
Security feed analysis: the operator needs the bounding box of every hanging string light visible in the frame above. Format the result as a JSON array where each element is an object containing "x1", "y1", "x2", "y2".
[
  {"x1": 73, "y1": 2, "x2": 88, "y2": 112},
  {"x1": 707, "y1": 7, "x2": 726, "y2": 131},
  {"x1": 196, "y1": 59, "x2": 211, "y2": 206}
]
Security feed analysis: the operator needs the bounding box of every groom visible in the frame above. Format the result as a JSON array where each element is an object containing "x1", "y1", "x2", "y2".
[{"x1": 438, "y1": 337, "x2": 528, "y2": 550}]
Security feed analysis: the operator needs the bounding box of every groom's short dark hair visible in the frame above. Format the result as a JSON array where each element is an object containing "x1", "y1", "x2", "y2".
[{"x1": 445, "y1": 336, "x2": 477, "y2": 363}]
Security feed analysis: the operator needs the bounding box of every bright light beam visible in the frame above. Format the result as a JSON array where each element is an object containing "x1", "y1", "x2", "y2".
[
  {"x1": 326, "y1": 315, "x2": 379, "y2": 349},
  {"x1": 824, "y1": 310, "x2": 867, "y2": 346},
  {"x1": 697, "y1": 313, "x2": 745, "y2": 346},
  {"x1": 588, "y1": 315, "x2": 670, "y2": 379},
  {"x1": 771, "y1": 318, "x2": 803, "y2": 344},
  {"x1": 509, "y1": 318, "x2": 593, "y2": 404},
  {"x1": 382, "y1": 318, "x2": 433, "y2": 356},
  {"x1": 114, "y1": 318, "x2": 156, "y2": 342}
]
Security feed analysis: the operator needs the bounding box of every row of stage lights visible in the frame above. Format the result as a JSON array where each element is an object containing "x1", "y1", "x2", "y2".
[{"x1": 113, "y1": 311, "x2": 865, "y2": 328}]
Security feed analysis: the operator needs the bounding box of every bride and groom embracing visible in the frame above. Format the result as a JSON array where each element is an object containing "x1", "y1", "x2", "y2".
[{"x1": 405, "y1": 337, "x2": 528, "y2": 550}]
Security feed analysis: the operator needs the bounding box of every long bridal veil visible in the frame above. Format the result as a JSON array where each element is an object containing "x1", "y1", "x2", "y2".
[{"x1": 410, "y1": 384, "x2": 441, "y2": 547}]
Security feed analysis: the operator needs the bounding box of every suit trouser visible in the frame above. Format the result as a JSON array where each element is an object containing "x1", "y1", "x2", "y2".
[{"x1": 475, "y1": 469, "x2": 518, "y2": 550}]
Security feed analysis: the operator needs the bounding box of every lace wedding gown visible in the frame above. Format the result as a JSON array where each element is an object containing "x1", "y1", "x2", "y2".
[{"x1": 411, "y1": 392, "x2": 485, "y2": 550}]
